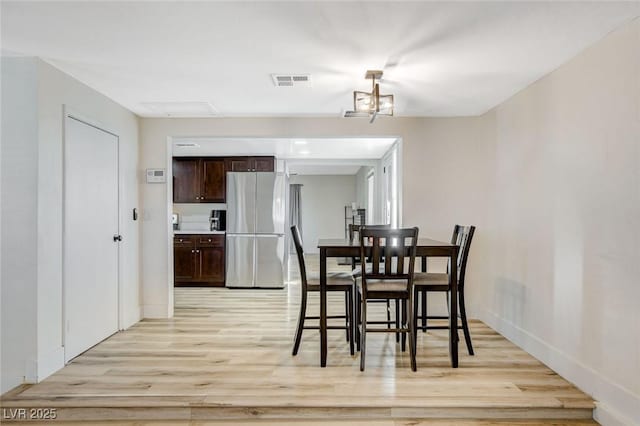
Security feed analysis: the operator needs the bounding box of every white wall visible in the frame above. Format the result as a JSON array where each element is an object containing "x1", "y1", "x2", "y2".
[
  {"x1": 355, "y1": 165, "x2": 380, "y2": 224},
  {"x1": 480, "y1": 18, "x2": 640, "y2": 426},
  {"x1": 1, "y1": 57, "x2": 39, "y2": 391},
  {"x1": 0, "y1": 58, "x2": 140, "y2": 393},
  {"x1": 290, "y1": 175, "x2": 356, "y2": 254},
  {"x1": 354, "y1": 166, "x2": 369, "y2": 211}
]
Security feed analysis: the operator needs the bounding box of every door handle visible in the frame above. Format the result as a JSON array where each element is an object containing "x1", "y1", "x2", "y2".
[{"x1": 113, "y1": 234, "x2": 123, "y2": 242}]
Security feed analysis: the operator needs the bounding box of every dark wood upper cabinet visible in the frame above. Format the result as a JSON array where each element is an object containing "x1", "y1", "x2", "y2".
[
  {"x1": 225, "y1": 156, "x2": 275, "y2": 172},
  {"x1": 173, "y1": 158, "x2": 200, "y2": 203},
  {"x1": 225, "y1": 157, "x2": 253, "y2": 172},
  {"x1": 253, "y1": 157, "x2": 275, "y2": 172},
  {"x1": 173, "y1": 157, "x2": 226, "y2": 203},
  {"x1": 174, "y1": 156, "x2": 275, "y2": 203},
  {"x1": 201, "y1": 159, "x2": 225, "y2": 202}
]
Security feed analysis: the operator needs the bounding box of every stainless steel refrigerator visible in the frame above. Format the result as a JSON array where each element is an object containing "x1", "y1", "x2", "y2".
[{"x1": 226, "y1": 172, "x2": 287, "y2": 288}]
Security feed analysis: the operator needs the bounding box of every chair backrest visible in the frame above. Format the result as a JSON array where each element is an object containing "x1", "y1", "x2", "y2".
[
  {"x1": 450, "y1": 225, "x2": 475, "y2": 288},
  {"x1": 349, "y1": 223, "x2": 391, "y2": 242},
  {"x1": 359, "y1": 227, "x2": 419, "y2": 295},
  {"x1": 290, "y1": 225, "x2": 308, "y2": 291},
  {"x1": 349, "y1": 224, "x2": 391, "y2": 268}
]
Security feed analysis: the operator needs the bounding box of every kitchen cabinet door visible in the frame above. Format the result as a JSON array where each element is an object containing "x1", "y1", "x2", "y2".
[
  {"x1": 174, "y1": 246, "x2": 197, "y2": 282},
  {"x1": 253, "y1": 157, "x2": 275, "y2": 172},
  {"x1": 173, "y1": 158, "x2": 201, "y2": 203},
  {"x1": 225, "y1": 157, "x2": 252, "y2": 172},
  {"x1": 198, "y1": 246, "x2": 225, "y2": 285},
  {"x1": 201, "y1": 159, "x2": 225, "y2": 202}
]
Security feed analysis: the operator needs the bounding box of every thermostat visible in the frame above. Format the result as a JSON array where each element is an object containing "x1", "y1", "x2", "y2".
[{"x1": 146, "y1": 168, "x2": 166, "y2": 183}]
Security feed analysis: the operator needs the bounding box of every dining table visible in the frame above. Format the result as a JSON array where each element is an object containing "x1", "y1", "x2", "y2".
[{"x1": 316, "y1": 237, "x2": 460, "y2": 368}]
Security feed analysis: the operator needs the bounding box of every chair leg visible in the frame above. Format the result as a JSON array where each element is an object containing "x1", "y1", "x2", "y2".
[
  {"x1": 401, "y1": 299, "x2": 407, "y2": 352},
  {"x1": 446, "y1": 291, "x2": 450, "y2": 316},
  {"x1": 344, "y1": 293, "x2": 349, "y2": 342},
  {"x1": 421, "y1": 289, "x2": 427, "y2": 332},
  {"x1": 446, "y1": 290, "x2": 458, "y2": 344},
  {"x1": 411, "y1": 288, "x2": 424, "y2": 341},
  {"x1": 348, "y1": 288, "x2": 355, "y2": 356},
  {"x1": 292, "y1": 290, "x2": 307, "y2": 356},
  {"x1": 360, "y1": 299, "x2": 367, "y2": 371},
  {"x1": 408, "y1": 292, "x2": 417, "y2": 371},
  {"x1": 395, "y1": 299, "x2": 400, "y2": 343},
  {"x1": 386, "y1": 299, "x2": 391, "y2": 329},
  {"x1": 459, "y1": 289, "x2": 474, "y2": 356},
  {"x1": 355, "y1": 291, "x2": 361, "y2": 352}
]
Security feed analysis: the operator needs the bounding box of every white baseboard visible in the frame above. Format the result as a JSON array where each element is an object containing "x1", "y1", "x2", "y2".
[
  {"x1": 121, "y1": 305, "x2": 142, "y2": 330},
  {"x1": 143, "y1": 304, "x2": 172, "y2": 319},
  {"x1": 24, "y1": 357, "x2": 37, "y2": 384},
  {"x1": 595, "y1": 402, "x2": 639, "y2": 426},
  {"x1": 37, "y1": 345, "x2": 64, "y2": 382},
  {"x1": 482, "y1": 309, "x2": 639, "y2": 426}
]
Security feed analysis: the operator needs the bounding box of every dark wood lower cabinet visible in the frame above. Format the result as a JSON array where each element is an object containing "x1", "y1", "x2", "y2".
[
  {"x1": 174, "y1": 234, "x2": 225, "y2": 287},
  {"x1": 198, "y1": 246, "x2": 225, "y2": 282}
]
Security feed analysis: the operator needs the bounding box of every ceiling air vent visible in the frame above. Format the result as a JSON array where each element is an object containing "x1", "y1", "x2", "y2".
[{"x1": 271, "y1": 74, "x2": 312, "y2": 88}]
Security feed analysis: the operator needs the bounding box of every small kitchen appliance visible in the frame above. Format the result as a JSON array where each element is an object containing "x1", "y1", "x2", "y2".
[{"x1": 210, "y1": 210, "x2": 226, "y2": 231}]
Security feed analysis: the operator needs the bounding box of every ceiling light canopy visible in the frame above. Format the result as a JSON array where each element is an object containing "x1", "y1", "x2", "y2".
[{"x1": 346, "y1": 70, "x2": 394, "y2": 123}]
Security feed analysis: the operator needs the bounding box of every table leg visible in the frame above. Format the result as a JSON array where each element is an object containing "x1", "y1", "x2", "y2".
[
  {"x1": 320, "y1": 247, "x2": 327, "y2": 367},
  {"x1": 449, "y1": 249, "x2": 459, "y2": 368}
]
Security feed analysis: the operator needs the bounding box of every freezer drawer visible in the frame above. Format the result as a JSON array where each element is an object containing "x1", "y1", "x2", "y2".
[
  {"x1": 255, "y1": 234, "x2": 285, "y2": 288},
  {"x1": 225, "y1": 234, "x2": 255, "y2": 287}
]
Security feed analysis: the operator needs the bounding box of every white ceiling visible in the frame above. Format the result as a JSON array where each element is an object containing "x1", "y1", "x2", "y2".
[
  {"x1": 2, "y1": 2, "x2": 639, "y2": 117},
  {"x1": 172, "y1": 137, "x2": 397, "y2": 160}
]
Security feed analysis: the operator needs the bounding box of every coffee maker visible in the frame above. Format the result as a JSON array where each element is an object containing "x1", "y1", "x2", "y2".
[{"x1": 210, "y1": 210, "x2": 226, "y2": 231}]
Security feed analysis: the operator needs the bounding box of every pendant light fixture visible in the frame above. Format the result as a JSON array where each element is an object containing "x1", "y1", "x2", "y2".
[{"x1": 345, "y1": 70, "x2": 394, "y2": 123}]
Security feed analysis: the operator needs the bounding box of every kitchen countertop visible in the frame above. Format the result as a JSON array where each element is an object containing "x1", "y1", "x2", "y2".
[{"x1": 174, "y1": 230, "x2": 226, "y2": 235}]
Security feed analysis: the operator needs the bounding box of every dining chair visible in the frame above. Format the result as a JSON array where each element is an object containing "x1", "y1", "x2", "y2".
[
  {"x1": 356, "y1": 226, "x2": 419, "y2": 371},
  {"x1": 413, "y1": 225, "x2": 476, "y2": 355},
  {"x1": 290, "y1": 225, "x2": 355, "y2": 356},
  {"x1": 349, "y1": 224, "x2": 400, "y2": 347}
]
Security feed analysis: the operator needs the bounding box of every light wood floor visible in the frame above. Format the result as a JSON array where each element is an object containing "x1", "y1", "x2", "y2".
[{"x1": 1, "y1": 257, "x2": 595, "y2": 424}]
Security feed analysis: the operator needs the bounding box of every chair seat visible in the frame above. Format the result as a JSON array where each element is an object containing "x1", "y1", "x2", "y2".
[
  {"x1": 355, "y1": 277, "x2": 409, "y2": 294},
  {"x1": 413, "y1": 272, "x2": 451, "y2": 290},
  {"x1": 351, "y1": 263, "x2": 387, "y2": 277},
  {"x1": 307, "y1": 271, "x2": 354, "y2": 291}
]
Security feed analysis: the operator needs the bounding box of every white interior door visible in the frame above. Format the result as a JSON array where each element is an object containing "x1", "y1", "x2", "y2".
[{"x1": 64, "y1": 115, "x2": 119, "y2": 362}]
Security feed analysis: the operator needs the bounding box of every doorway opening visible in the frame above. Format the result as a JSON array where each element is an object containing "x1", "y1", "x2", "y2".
[{"x1": 166, "y1": 136, "x2": 403, "y2": 312}]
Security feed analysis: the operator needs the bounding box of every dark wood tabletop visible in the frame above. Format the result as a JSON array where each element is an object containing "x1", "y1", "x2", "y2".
[{"x1": 316, "y1": 237, "x2": 460, "y2": 368}]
